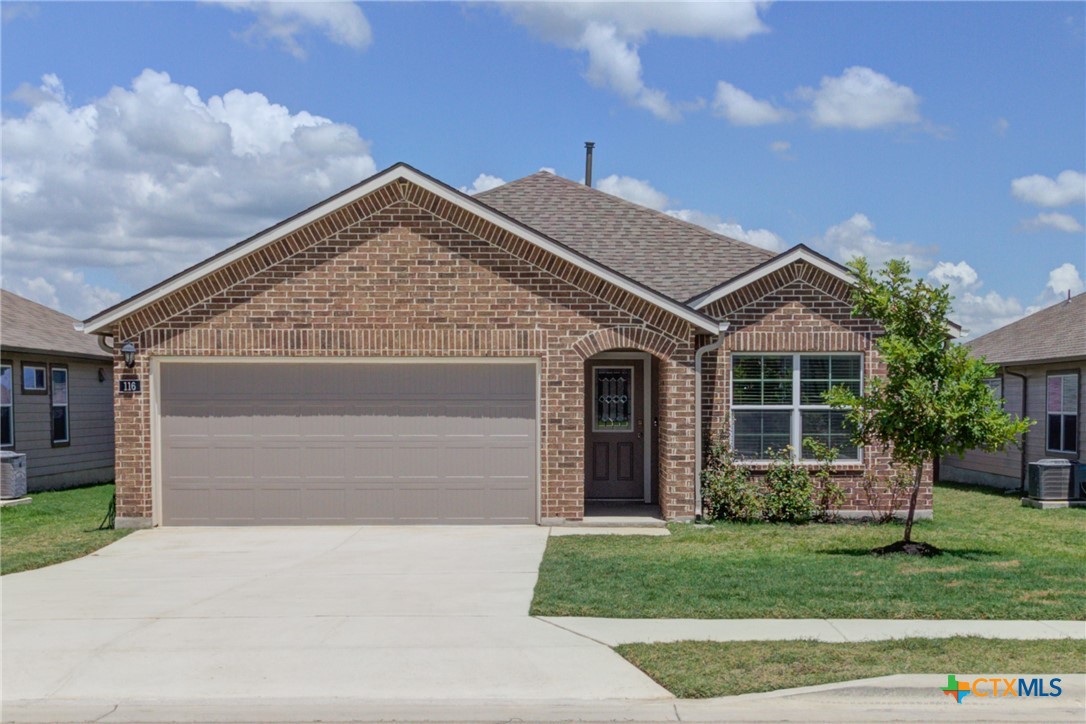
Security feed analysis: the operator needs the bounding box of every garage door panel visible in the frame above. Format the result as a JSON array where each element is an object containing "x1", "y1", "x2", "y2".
[
  {"x1": 208, "y1": 486, "x2": 256, "y2": 520},
  {"x1": 343, "y1": 444, "x2": 398, "y2": 479},
  {"x1": 206, "y1": 446, "x2": 256, "y2": 480},
  {"x1": 299, "y1": 445, "x2": 346, "y2": 480},
  {"x1": 160, "y1": 362, "x2": 537, "y2": 525},
  {"x1": 252, "y1": 488, "x2": 302, "y2": 523}
]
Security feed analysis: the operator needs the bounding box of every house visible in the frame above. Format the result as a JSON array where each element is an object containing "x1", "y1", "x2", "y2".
[
  {"x1": 79, "y1": 163, "x2": 924, "y2": 528},
  {"x1": 942, "y1": 292, "x2": 1085, "y2": 491},
  {"x1": 1, "y1": 290, "x2": 115, "y2": 491}
]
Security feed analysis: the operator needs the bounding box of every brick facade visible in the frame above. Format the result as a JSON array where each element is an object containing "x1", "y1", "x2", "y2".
[
  {"x1": 700, "y1": 260, "x2": 932, "y2": 516},
  {"x1": 109, "y1": 180, "x2": 919, "y2": 527},
  {"x1": 112, "y1": 180, "x2": 699, "y2": 524}
]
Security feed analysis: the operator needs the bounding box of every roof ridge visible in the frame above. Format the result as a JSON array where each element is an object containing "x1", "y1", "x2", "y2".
[{"x1": 480, "y1": 172, "x2": 776, "y2": 261}]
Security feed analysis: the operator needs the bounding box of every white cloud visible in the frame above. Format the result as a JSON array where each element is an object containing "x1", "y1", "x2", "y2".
[
  {"x1": 800, "y1": 66, "x2": 922, "y2": 130},
  {"x1": 2, "y1": 272, "x2": 122, "y2": 321},
  {"x1": 667, "y1": 210, "x2": 786, "y2": 252},
  {"x1": 818, "y1": 213, "x2": 935, "y2": 270},
  {"x1": 596, "y1": 174, "x2": 671, "y2": 210},
  {"x1": 538, "y1": 166, "x2": 557, "y2": 175},
  {"x1": 993, "y1": 117, "x2": 1010, "y2": 136},
  {"x1": 501, "y1": 2, "x2": 769, "y2": 45},
  {"x1": 8, "y1": 277, "x2": 59, "y2": 310},
  {"x1": 711, "y1": 81, "x2": 790, "y2": 126},
  {"x1": 459, "y1": 173, "x2": 506, "y2": 195},
  {"x1": 211, "y1": 1, "x2": 372, "y2": 59},
  {"x1": 822, "y1": 222, "x2": 1079, "y2": 339},
  {"x1": 498, "y1": 2, "x2": 769, "y2": 121},
  {"x1": 1, "y1": 69, "x2": 376, "y2": 318},
  {"x1": 1011, "y1": 170, "x2": 1086, "y2": 208},
  {"x1": 593, "y1": 174, "x2": 785, "y2": 251},
  {"x1": 1020, "y1": 212, "x2": 1085, "y2": 233},
  {"x1": 715, "y1": 221, "x2": 786, "y2": 252},
  {"x1": 769, "y1": 139, "x2": 794, "y2": 160},
  {"x1": 924, "y1": 261, "x2": 1027, "y2": 338},
  {"x1": 1045, "y1": 263, "x2": 1085, "y2": 297},
  {"x1": 926, "y1": 261, "x2": 1085, "y2": 338},
  {"x1": 929, "y1": 261, "x2": 979, "y2": 290},
  {"x1": 579, "y1": 22, "x2": 679, "y2": 120},
  {"x1": 2, "y1": 2, "x2": 38, "y2": 23},
  {"x1": 954, "y1": 290, "x2": 1029, "y2": 338}
]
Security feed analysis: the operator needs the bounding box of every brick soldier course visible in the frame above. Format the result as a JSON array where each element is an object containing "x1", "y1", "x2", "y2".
[{"x1": 83, "y1": 163, "x2": 929, "y2": 527}]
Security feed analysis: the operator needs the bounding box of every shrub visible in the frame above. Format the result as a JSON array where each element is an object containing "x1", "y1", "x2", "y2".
[
  {"x1": 762, "y1": 446, "x2": 816, "y2": 523},
  {"x1": 701, "y1": 434, "x2": 763, "y2": 523},
  {"x1": 803, "y1": 438, "x2": 846, "y2": 522}
]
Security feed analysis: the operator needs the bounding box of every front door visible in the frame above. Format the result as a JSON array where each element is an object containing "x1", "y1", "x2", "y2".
[{"x1": 585, "y1": 359, "x2": 644, "y2": 499}]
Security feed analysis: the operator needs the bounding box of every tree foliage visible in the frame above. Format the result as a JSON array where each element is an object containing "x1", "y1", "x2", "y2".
[{"x1": 824, "y1": 258, "x2": 1032, "y2": 545}]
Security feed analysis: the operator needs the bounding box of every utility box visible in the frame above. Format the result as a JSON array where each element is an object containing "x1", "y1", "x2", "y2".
[
  {"x1": 1027, "y1": 459, "x2": 1074, "y2": 500},
  {"x1": 1, "y1": 451, "x2": 27, "y2": 500}
]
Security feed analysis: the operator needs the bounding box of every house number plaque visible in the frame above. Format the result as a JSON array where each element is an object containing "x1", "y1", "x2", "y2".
[{"x1": 118, "y1": 379, "x2": 142, "y2": 394}]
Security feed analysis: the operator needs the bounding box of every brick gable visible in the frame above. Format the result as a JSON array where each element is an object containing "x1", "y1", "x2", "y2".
[
  {"x1": 111, "y1": 187, "x2": 700, "y2": 524},
  {"x1": 700, "y1": 261, "x2": 932, "y2": 516}
]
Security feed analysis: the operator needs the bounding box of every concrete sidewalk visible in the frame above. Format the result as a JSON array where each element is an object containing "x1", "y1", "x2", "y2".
[
  {"x1": 4, "y1": 674, "x2": 1083, "y2": 722},
  {"x1": 541, "y1": 617, "x2": 1086, "y2": 645}
]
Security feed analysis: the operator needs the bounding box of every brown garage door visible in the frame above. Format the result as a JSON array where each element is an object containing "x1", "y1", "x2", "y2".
[{"x1": 159, "y1": 362, "x2": 537, "y2": 525}]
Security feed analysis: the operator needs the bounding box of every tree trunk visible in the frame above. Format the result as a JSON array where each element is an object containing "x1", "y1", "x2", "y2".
[{"x1": 902, "y1": 458, "x2": 925, "y2": 543}]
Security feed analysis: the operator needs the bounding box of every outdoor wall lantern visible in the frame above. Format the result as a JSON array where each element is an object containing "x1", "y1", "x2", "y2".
[{"x1": 121, "y1": 342, "x2": 137, "y2": 369}]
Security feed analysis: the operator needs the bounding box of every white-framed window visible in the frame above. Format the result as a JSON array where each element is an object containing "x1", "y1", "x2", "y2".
[
  {"x1": 984, "y1": 377, "x2": 1004, "y2": 409},
  {"x1": 50, "y1": 365, "x2": 69, "y2": 446},
  {"x1": 22, "y1": 363, "x2": 46, "y2": 393},
  {"x1": 1, "y1": 362, "x2": 12, "y2": 447},
  {"x1": 731, "y1": 353, "x2": 862, "y2": 461},
  {"x1": 1046, "y1": 372, "x2": 1079, "y2": 454}
]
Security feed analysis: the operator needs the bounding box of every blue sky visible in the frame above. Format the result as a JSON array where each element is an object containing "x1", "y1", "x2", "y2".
[{"x1": 2, "y1": 1, "x2": 1084, "y2": 336}]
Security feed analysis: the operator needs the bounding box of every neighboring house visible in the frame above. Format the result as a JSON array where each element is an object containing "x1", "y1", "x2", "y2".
[
  {"x1": 79, "y1": 163, "x2": 928, "y2": 528},
  {"x1": 1, "y1": 290, "x2": 115, "y2": 491},
  {"x1": 942, "y1": 292, "x2": 1085, "y2": 491}
]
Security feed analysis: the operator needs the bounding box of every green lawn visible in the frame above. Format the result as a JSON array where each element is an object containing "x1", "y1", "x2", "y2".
[
  {"x1": 616, "y1": 637, "x2": 1086, "y2": 698},
  {"x1": 532, "y1": 483, "x2": 1086, "y2": 619},
  {"x1": 1, "y1": 483, "x2": 130, "y2": 575}
]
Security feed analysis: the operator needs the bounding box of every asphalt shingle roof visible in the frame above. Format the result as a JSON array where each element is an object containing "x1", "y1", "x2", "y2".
[
  {"x1": 477, "y1": 172, "x2": 775, "y2": 302},
  {"x1": 965, "y1": 291, "x2": 1086, "y2": 365},
  {"x1": 1, "y1": 289, "x2": 110, "y2": 360}
]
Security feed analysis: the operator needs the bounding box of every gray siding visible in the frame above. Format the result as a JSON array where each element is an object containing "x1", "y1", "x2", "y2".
[
  {"x1": 2, "y1": 352, "x2": 114, "y2": 490},
  {"x1": 941, "y1": 360, "x2": 1085, "y2": 490}
]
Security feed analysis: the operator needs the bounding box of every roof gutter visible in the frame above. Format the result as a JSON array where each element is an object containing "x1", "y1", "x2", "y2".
[{"x1": 694, "y1": 324, "x2": 728, "y2": 519}]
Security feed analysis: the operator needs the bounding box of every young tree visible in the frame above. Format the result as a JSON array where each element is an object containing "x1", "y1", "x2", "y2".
[{"x1": 825, "y1": 258, "x2": 1032, "y2": 553}]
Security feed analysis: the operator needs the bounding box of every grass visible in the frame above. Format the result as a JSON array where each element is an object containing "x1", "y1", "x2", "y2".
[
  {"x1": 1, "y1": 483, "x2": 130, "y2": 575},
  {"x1": 615, "y1": 637, "x2": 1086, "y2": 698},
  {"x1": 532, "y1": 483, "x2": 1086, "y2": 619}
]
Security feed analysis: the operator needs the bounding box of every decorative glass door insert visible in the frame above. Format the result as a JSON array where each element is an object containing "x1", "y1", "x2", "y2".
[{"x1": 594, "y1": 367, "x2": 633, "y2": 431}]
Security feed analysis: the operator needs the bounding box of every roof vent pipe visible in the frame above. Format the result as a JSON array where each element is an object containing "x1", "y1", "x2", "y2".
[{"x1": 584, "y1": 141, "x2": 595, "y2": 187}]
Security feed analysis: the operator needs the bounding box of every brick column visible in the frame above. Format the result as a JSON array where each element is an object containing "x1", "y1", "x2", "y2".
[
  {"x1": 657, "y1": 354, "x2": 697, "y2": 521},
  {"x1": 113, "y1": 345, "x2": 152, "y2": 528}
]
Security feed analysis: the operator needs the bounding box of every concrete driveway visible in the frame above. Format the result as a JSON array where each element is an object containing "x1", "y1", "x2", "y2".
[{"x1": 2, "y1": 527, "x2": 668, "y2": 708}]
